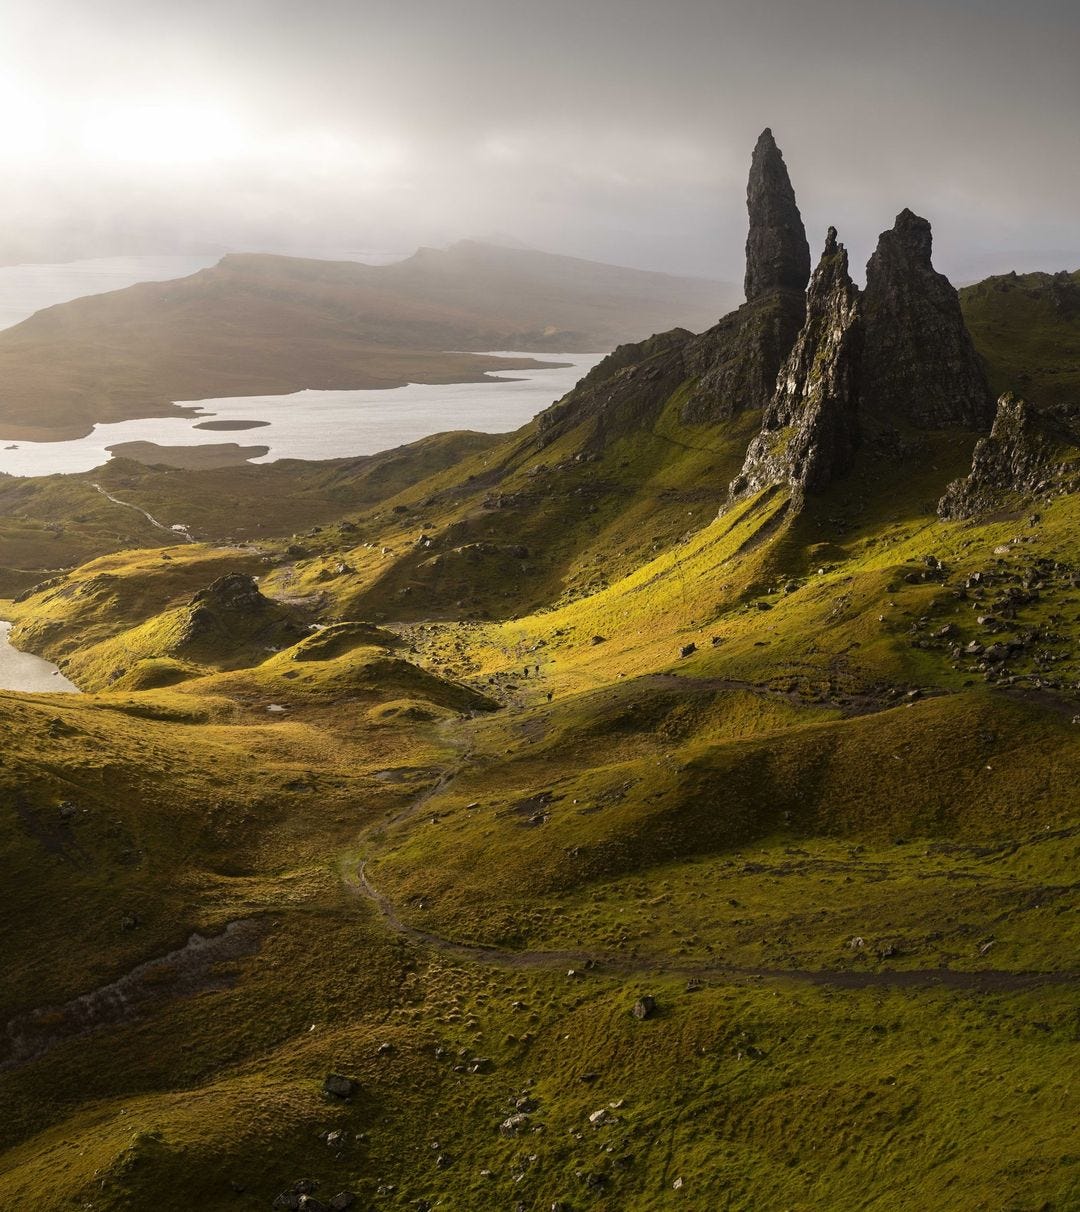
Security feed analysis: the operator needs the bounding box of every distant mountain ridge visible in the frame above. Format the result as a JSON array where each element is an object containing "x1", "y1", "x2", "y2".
[{"x1": 0, "y1": 240, "x2": 739, "y2": 441}]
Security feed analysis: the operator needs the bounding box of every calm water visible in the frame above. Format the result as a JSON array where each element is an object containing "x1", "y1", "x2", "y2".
[
  {"x1": 0, "y1": 352, "x2": 602, "y2": 477},
  {"x1": 0, "y1": 622, "x2": 79, "y2": 693},
  {"x1": 0, "y1": 254, "x2": 602, "y2": 476},
  {"x1": 0, "y1": 255, "x2": 221, "y2": 331}
]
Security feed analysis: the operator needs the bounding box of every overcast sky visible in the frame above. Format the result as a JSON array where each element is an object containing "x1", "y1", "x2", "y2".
[{"x1": 1, "y1": 0, "x2": 1077, "y2": 282}]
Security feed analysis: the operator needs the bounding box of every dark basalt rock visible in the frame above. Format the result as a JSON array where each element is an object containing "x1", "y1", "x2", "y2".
[
  {"x1": 539, "y1": 130, "x2": 811, "y2": 439},
  {"x1": 322, "y1": 1072, "x2": 359, "y2": 1098},
  {"x1": 731, "y1": 228, "x2": 862, "y2": 502},
  {"x1": 744, "y1": 128, "x2": 812, "y2": 301},
  {"x1": 938, "y1": 393, "x2": 1080, "y2": 519},
  {"x1": 861, "y1": 209, "x2": 993, "y2": 428},
  {"x1": 680, "y1": 128, "x2": 810, "y2": 422},
  {"x1": 679, "y1": 289, "x2": 807, "y2": 424}
]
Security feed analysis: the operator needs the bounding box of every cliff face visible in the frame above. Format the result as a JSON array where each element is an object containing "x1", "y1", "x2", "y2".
[
  {"x1": 861, "y1": 209, "x2": 993, "y2": 429},
  {"x1": 938, "y1": 393, "x2": 1080, "y2": 519},
  {"x1": 731, "y1": 228, "x2": 862, "y2": 502},
  {"x1": 679, "y1": 291, "x2": 808, "y2": 424}
]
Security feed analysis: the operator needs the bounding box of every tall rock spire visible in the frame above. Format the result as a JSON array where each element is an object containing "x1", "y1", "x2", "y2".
[
  {"x1": 681, "y1": 130, "x2": 809, "y2": 423},
  {"x1": 730, "y1": 227, "x2": 862, "y2": 502},
  {"x1": 861, "y1": 209, "x2": 993, "y2": 428},
  {"x1": 744, "y1": 128, "x2": 812, "y2": 302}
]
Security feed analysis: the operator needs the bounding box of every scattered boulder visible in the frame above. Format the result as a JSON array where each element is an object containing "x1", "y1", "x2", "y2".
[
  {"x1": 272, "y1": 1181, "x2": 319, "y2": 1211},
  {"x1": 631, "y1": 995, "x2": 658, "y2": 1020},
  {"x1": 322, "y1": 1073, "x2": 358, "y2": 1099}
]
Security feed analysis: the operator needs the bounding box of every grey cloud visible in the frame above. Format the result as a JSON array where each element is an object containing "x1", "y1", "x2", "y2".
[{"x1": 2, "y1": 0, "x2": 1077, "y2": 280}]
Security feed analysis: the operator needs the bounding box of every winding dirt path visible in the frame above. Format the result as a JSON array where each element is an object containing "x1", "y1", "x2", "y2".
[
  {"x1": 91, "y1": 482, "x2": 195, "y2": 543},
  {"x1": 350, "y1": 862, "x2": 1080, "y2": 993}
]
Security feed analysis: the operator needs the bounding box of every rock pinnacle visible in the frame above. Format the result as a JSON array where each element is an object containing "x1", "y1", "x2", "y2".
[{"x1": 744, "y1": 129, "x2": 812, "y2": 302}]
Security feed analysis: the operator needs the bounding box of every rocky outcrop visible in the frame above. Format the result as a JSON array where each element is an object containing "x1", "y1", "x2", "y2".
[
  {"x1": 730, "y1": 229, "x2": 862, "y2": 502},
  {"x1": 537, "y1": 130, "x2": 814, "y2": 438},
  {"x1": 188, "y1": 572, "x2": 267, "y2": 614},
  {"x1": 574, "y1": 329, "x2": 693, "y2": 393},
  {"x1": 938, "y1": 393, "x2": 1080, "y2": 519},
  {"x1": 179, "y1": 572, "x2": 305, "y2": 653},
  {"x1": 540, "y1": 130, "x2": 813, "y2": 441},
  {"x1": 184, "y1": 573, "x2": 286, "y2": 638},
  {"x1": 744, "y1": 128, "x2": 812, "y2": 301},
  {"x1": 680, "y1": 129, "x2": 809, "y2": 423},
  {"x1": 679, "y1": 290, "x2": 808, "y2": 423},
  {"x1": 536, "y1": 326, "x2": 695, "y2": 449},
  {"x1": 861, "y1": 209, "x2": 993, "y2": 428}
]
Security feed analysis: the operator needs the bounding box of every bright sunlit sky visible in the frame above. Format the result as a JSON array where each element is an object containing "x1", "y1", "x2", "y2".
[{"x1": 1, "y1": 0, "x2": 1078, "y2": 282}]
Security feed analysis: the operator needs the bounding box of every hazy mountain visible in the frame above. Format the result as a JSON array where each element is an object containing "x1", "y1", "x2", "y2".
[{"x1": 0, "y1": 240, "x2": 738, "y2": 440}]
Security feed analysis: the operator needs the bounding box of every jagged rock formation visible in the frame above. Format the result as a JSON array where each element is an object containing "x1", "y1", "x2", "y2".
[
  {"x1": 861, "y1": 209, "x2": 993, "y2": 428},
  {"x1": 682, "y1": 128, "x2": 811, "y2": 423},
  {"x1": 540, "y1": 129, "x2": 812, "y2": 444},
  {"x1": 938, "y1": 393, "x2": 1080, "y2": 519},
  {"x1": 730, "y1": 228, "x2": 862, "y2": 502},
  {"x1": 744, "y1": 128, "x2": 812, "y2": 301},
  {"x1": 542, "y1": 146, "x2": 991, "y2": 484},
  {"x1": 728, "y1": 207, "x2": 999, "y2": 507}
]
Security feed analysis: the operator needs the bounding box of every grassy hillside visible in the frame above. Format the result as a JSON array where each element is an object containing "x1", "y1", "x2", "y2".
[
  {"x1": 961, "y1": 268, "x2": 1080, "y2": 407},
  {"x1": 0, "y1": 262, "x2": 1079, "y2": 1210},
  {"x1": 0, "y1": 432, "x2": 503, "y2": 598},
  {"x1": 0, "y1": 242, "x2": 736, "y2": 440}
]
